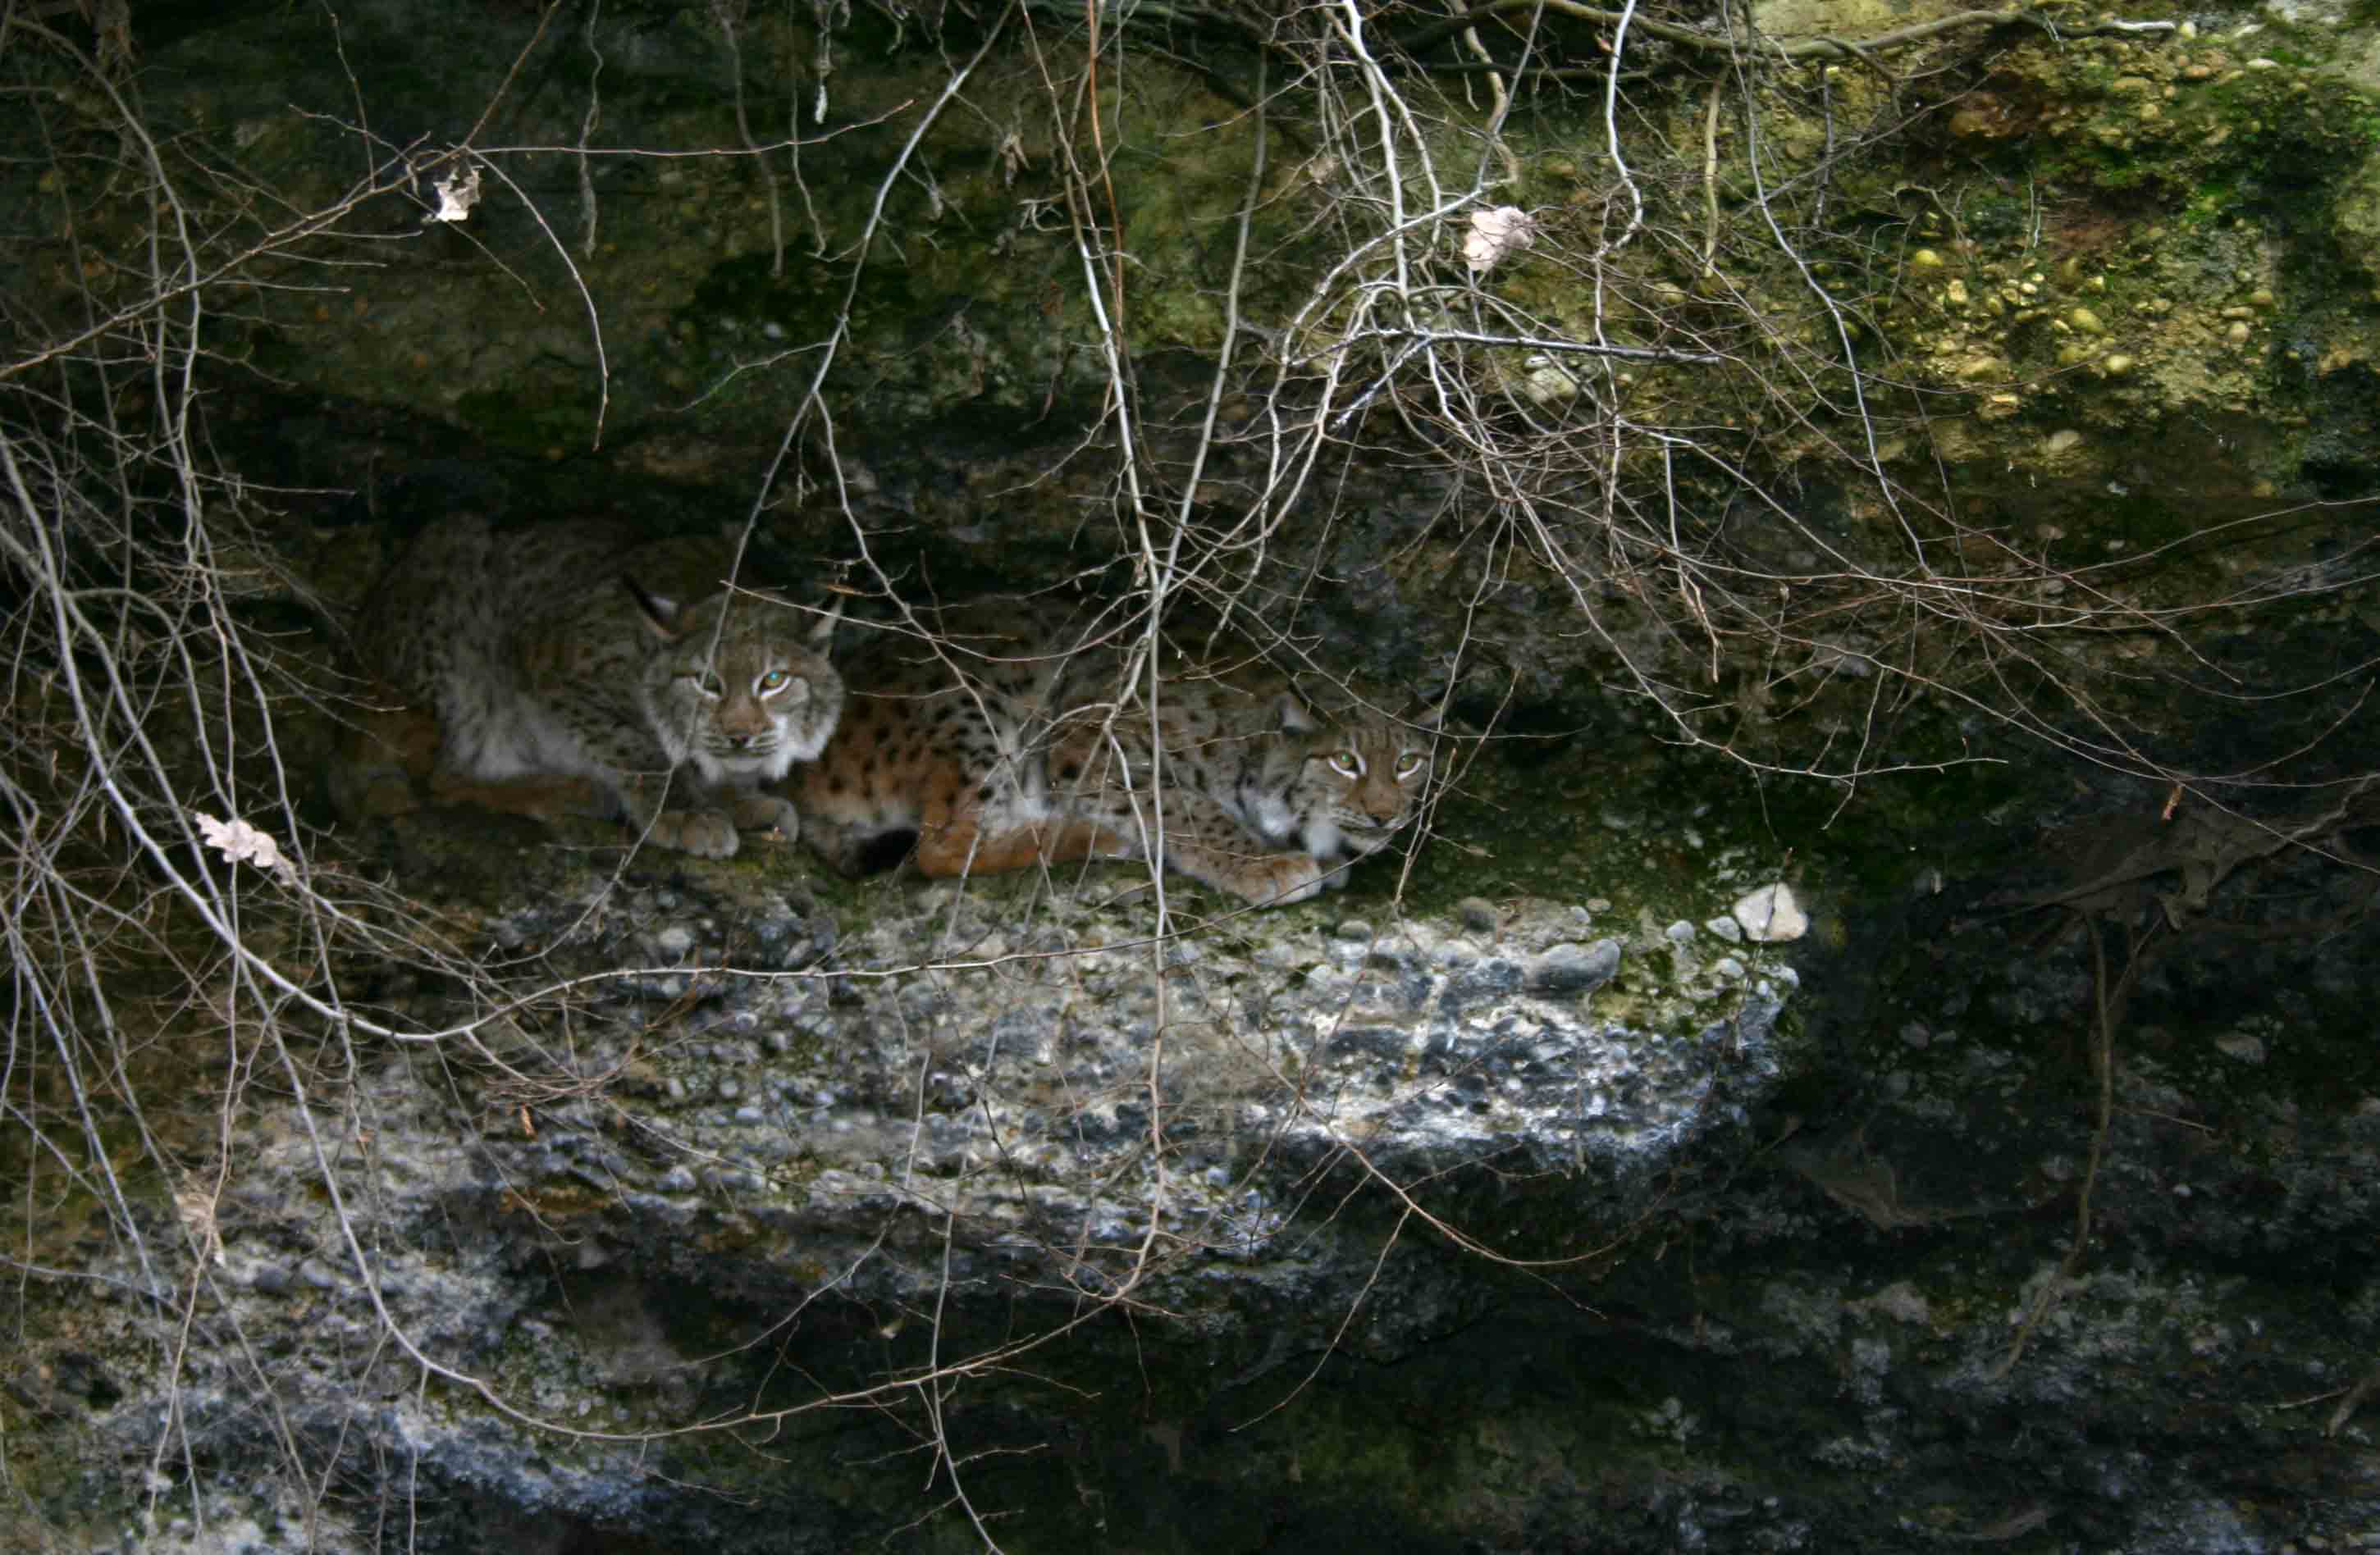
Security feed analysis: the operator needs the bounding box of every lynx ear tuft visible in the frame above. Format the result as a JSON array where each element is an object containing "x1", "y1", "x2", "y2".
[
  {"x1": 1272, "y1": 691, "x2": 1317, "y2": 735},
  {"x1": 807, "y1": 595, "x2": 847, "y2": 649},
  {"x1": 623, "y1": 576, "x2": 688, "y2": 641}
]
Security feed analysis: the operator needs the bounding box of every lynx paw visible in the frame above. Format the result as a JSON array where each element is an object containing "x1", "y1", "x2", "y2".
[
  {"x1": 645, "y1": 807, "x2": 742, "y2": 859},
  {"x1": 1247, "y1": 851, "x2": 1326, "y2": 905},
  {"x1": 729, "y1": 791, "x2": 802, "y2": 846}
]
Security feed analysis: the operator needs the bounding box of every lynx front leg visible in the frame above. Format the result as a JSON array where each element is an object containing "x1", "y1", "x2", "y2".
[
  {"x1": 925, "y1": 816, "x2": 1138, "y2": 878},
  {"x1": 602, "y1": 773, "x2": 802, "y2": 860},
  {"x1": 729, "y1": 790, "x2": 802, "y2": 846},
  {"x1": 331, "y1": 696, "x2": 615, "y2": 830},
  {"x1": 426, "y1": 769, "x2": 612, "y2": 821},
  {"x1": 637, "y1": 805, "x2": 743, "y2": 859},
  {"x1": 622, "y1": 782, "x2": 789, "y2": 860},
  {"x1": 909, "y1": 791, "x2": 1134, "y2": 879},
  {"x1": 328, "y1": 696, "x2": 441, "y2": 825},
  {"x1": 1163, "y1": 837, "x2": 1327, "y2": 905},
  {"x1": 1110, "y1": 788, "x2": 1328, "y2": 905}
]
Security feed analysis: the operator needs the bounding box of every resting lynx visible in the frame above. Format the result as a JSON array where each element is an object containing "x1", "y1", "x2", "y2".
[
  {"x1": 340, "y1": 515, "x2": 843, "y2": 859},
  {"x1": 787, "y1": 603, "x2": 1437, "y2": 904}
]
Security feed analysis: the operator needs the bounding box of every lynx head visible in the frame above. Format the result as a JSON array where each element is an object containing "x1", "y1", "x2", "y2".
[
  {"x1": 1252, "y1": 695, "x2": 1440, "y2": 860},
  {"x1": 636, "y1": 586, "x2": 844, "y2": 783}
]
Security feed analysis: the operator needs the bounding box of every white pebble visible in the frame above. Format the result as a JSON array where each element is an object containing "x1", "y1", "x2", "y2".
[{"x1": 1732, "y1": 883, "x2": 1807, "y2": 942}]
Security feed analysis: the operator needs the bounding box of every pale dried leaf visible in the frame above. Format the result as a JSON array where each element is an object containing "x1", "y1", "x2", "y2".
[{"x1": 1464, "y1": 205, "x2": 1537, "y2": 271}]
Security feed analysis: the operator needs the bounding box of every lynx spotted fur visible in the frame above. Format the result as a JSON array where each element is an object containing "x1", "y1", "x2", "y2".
[
  {"x1": 787, "y1": 604, "x2": 1437, "y2": 904},
  {"x1": 342, "y1": 515, "x2": 843, "y2": 858}
]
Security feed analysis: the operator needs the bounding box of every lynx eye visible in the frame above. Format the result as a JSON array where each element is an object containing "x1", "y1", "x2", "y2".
[
  {"x1": 757, "y1": 668, "x2": 791, "y2": 695},
  {"x1": 689, "y1": 668, "x2": 724, "y2": 698},
  {"x1": 1327, "y1": 751, "x2": 1362, "y2": 778},
  {"x1": 1396, "y1": 752, "x2": 1428, "y2": 779}
]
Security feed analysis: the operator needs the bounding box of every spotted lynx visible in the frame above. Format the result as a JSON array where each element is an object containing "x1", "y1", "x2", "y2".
[
  {"x1": 787, "y1": 603, "x2": 1437, "y2": 904},
  {"x1": 340, "y1": 515, "x2": 843, "y2": 859}
]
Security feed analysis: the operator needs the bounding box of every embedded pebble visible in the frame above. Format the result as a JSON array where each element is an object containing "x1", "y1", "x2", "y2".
[
  {"x1": 2214, "y1": 1032, "x2": 2266, "y2": 1065},
  {"x1": 1865, "y1": 1283, "x2": 1932, "y2": 1325},
  {"x1": 1458, "y1": 897, "x2": 1499, "y2": 933},
  {"x1": 1527, "y1": 939, "x2": 1622, "y2": 1000},
  {"x1": 1733, "y1": 884, "x2": 1807, "y2": 942}
]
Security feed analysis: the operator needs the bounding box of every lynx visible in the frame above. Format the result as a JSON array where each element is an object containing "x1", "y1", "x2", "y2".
[
  {"x1": 340, "y1": 515, "x2": 843, "y2": 859},
  {"x1": 786, "y1": 603, "x2": 1437, "y2": 904}
]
